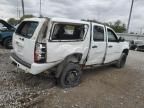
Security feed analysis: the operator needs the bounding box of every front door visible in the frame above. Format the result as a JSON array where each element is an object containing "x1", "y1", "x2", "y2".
[
  {"x1": 104, "y1": 27, "x2": 121, "y2": 63},
  {"x1": 86, "y1": 23, "x2": 106, "y2": 65}
]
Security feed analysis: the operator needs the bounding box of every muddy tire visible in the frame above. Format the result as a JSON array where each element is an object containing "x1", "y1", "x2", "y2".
[
  {"x1": 58, "y1": 63, "x2": 82, "y2": 88},
  {"x1": 116, "y1": 53, "x2": 127, "y2": 68},
  {"x1": 3, "y1": 38, "x2": 12, "y2": 49}
]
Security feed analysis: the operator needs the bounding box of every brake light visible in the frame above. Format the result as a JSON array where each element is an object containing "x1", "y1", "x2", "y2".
[{"x1": 34, "y1": 43, "x2": 46, "y2": 63}]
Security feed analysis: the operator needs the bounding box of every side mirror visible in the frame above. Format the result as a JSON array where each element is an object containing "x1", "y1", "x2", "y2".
[{"x1": 118, "y1": 37, "x2": 125, "y2": 42}]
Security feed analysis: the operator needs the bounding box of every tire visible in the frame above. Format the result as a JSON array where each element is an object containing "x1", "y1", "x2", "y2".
[
  {"x1": 58, "y1": 63, "x2": 82, "y2": 88},
  {"x1": 130, "y1": 46, "x2": 136, "y2": 50},
  {"x1": 3, "y1": 38, "x2": 12, "y2": 49},
  {"x1": 116, "y1": 53, "x2": 127, "y2": 68}
]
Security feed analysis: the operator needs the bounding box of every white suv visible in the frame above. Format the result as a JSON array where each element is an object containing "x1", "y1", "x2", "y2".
[{"x1": 11, "y1": 17, "x2": 129, "y2": 88}]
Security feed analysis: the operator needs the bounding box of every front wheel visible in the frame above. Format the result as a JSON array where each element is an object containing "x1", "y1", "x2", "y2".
[
  {"x1": 116, "y1": 53, "x2": 127, "y2": 68},
  {"x1": 58, "y1": 63, "x2": 82, "y2": 88},
  {"x1": 3, "y1": 38, "x2": 12, "y2": 49}
]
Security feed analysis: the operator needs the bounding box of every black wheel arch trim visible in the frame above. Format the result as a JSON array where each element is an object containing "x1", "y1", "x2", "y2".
[
  {"x1": 55, "y1": 53, "x2": 82, "y2": 78},
  {"x1": 122, "y1": 49, "x2": 129, "y2": 55}
]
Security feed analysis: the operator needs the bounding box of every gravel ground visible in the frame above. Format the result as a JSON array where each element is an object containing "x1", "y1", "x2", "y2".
[{"x1": 0, "y1": 46, "x2": 144, "y2": 108}]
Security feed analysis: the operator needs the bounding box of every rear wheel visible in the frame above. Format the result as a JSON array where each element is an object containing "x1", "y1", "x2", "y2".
[
  {"x1": 116, "y1": 53, "x2": 127, "y2": 68},
  {"x1": 58, "y1": 63, "x2": 82, "y2": 88},
  {"x1": 3, "y1": 38, "x2": 12, "y2": 49}
]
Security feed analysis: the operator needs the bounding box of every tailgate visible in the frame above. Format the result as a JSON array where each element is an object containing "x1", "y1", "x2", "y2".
[{"x1": 12, "y1": 21, "x2": 39, "y2": 64}]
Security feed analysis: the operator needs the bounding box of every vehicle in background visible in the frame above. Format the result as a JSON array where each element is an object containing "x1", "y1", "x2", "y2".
[
  {"x1": 11, "y1": 17, "x2": 129, "y2": 88},
  {"x1": 129, "y1": 40, "x2": 144, "y2": 51},
  {"x1": 134, "y1": 40, "x2": 144, "y2": 51},
  {"x1": 129, "y1": 40, "x2": 137, "y2": 50},
  {"x1": 0, "y1": 19, "x2": 15, "y2": 49}
]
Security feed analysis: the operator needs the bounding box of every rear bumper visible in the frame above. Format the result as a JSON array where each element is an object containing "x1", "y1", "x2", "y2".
[
  {"x1": 11, "y1": 53, "x2": 31, "y2": 68},
  {"x1": 10, "y1": 53, "x2": 60, "y2": 75}
]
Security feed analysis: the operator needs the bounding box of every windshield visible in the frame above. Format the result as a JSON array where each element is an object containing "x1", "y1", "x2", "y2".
[{"x1": 16, "y1": 21, "x2": 38, "y2": 38}]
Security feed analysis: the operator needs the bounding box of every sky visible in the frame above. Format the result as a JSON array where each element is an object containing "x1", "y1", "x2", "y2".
[{"x1": 0, "y1": 0, "x2": 144, "y2": 33}]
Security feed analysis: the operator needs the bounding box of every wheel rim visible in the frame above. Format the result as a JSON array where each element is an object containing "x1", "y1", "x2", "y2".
[{"x1": 65, "y1": 70, "x2": 80, "y2": 85}]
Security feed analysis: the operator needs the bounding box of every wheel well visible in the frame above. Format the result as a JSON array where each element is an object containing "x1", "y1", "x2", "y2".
[
  {"x1": 55, "y1": 53, "x2": 82, "y2": 78},
  {"x1": 122, "y1": 49, "x2": 129, "y2": 55},
  {"x1": 67, "y1": 53, "x2": 82, "y2": 63}
]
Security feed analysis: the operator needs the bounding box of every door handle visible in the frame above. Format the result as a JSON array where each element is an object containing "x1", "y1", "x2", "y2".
[
  {"x1": 19, "y1": 38, "x2": 24, "y2": 41},
  {"x1": 92, "y1": 45, "x2": 98, "y2": 48},
  {"x1": 108, "y1": 45, "x2": 113, "y2": 48}
]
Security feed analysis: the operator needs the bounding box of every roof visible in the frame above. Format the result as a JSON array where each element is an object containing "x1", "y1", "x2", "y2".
[
  {"x1": 23, "y1": 17, "x2": 90, "y2": 24},
  {"x1": 50, "y1": 17, "x2": 90, "y2": 24},
  {"x1": 23, "y1": 18, "x2": 46, "y2": 22},
  {"x1": 22, "y1": 17, "x2": 108, "y2": 26}
]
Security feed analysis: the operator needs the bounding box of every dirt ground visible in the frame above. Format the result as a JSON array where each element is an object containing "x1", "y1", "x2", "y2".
[{"x1": 0, "y1": 46, "x2": 144, "y2": 108}]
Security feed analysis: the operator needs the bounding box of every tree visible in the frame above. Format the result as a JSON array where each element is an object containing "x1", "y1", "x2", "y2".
[
  {"x1": 7, "y1": 18, "x2": 18, "y2": 25},
  {"x1": 20, "y1": 14, "x2": 34, "y2": 22},
  {"x1": 82, "y1": 19, "x2": 126, "y2": 33},
  {"x1": 7, "y1": 15, "x2": 35, "y2": 26},
  {"x1": 109, "y1": 20, "x2": 126, "y2": 33}
]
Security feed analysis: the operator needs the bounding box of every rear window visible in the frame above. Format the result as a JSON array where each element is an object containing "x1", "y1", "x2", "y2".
[
  {"x1": 16, "y1": 21, "x2": 38, "y2": 38},
  {"x1": 51, "y1": 23, "x2": 87, "y2": 41}
]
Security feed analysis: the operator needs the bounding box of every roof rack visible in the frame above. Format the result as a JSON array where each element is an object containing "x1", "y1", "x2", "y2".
[{"x1": 81, "y1": 19, "x2": 108, "y2": 26}]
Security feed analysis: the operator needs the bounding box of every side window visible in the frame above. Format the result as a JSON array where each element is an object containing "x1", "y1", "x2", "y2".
[
  {"x1": 51, "y1": 24, "x2": 87, "y2": 40},
  {"x1": 93, "y1": 25, "x2": 104, "y2": 41},
  {"x1": 107, "y1": 29, "x2": 118, "y2": 42}
]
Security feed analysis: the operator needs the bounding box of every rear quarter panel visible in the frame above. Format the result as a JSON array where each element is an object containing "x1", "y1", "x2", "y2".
[{"x1": 46, "y1": 23, "x2": 90, "y2": 64}]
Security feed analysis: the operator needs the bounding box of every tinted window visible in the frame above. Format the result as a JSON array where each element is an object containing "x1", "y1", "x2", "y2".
[
  {"x1": 93, "y1": 25, "x2": 104, "y2": 41},
  {"x1": 51, "y1": 24, "x2": 86, "y2": 40},
  {"x1": 108, "y1": 29, "x2": 118, "y2": 42},
  {"x1": 16, "y1": 21, "x2": 38, "y2": 38}
]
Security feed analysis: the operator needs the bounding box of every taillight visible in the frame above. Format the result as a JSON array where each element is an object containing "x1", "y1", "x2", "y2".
[{"x1": 34, "y1": 43, "x2": 46, "y2": 63}]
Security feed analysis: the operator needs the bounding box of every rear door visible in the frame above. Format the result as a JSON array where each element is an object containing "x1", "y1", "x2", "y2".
[
  {"x1": 86, "y1": 23, "x2": 106, "y2": 65},
  {"x1": 13, "y1": 21, "x2": 41, "y2": 64},
  {"x1": 104, "y1": 27, "x2": 121, "y2": 63}
]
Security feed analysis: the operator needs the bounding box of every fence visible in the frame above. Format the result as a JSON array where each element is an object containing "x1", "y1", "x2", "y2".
[{"x1": 117, "y1": 33, "x2": 144, "y2": 41}]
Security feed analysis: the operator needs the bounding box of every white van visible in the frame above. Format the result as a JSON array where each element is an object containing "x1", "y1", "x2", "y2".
[{"x1": 11, "y1": 17, "x2": 129, "y2": 88}]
